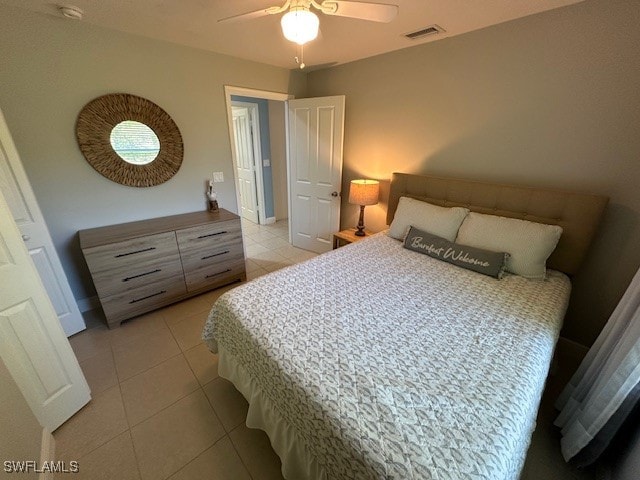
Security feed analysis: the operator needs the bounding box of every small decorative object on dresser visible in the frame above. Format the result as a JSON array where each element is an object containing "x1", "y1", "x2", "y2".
[
  {"x1": 206, "y1": 179, "x2": 219, "y2": 212},
  {"x1": 79, "y1": 209, "x2": 245, "y2": 328}
]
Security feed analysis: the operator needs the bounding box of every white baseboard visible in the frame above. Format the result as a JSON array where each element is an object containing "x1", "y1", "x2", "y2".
[
  {"x1": 262, "y1": 216, "x2": 276, "y2": 225},
  {"x1": 77, "y1": 295, "x2": 99, "y2": 313},
  {"x1": 39, "y1": 428, "x2": 55, "y2": 480}
]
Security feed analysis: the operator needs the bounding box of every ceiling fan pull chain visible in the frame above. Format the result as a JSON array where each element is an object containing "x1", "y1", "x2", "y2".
[{"x1": 294, "y1": 44, "x2": 306, "y2": 69}]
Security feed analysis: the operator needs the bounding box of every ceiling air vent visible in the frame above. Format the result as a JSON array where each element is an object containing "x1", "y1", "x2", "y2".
[{"x1": 404, "y1": 25, "x2": 445, "y2": 40}]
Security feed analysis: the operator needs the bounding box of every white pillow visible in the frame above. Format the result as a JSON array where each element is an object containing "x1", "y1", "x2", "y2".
[
  {"x1": 455, "y1": 212, "x2": 563, "y2": 279},
  {"x1": 388, "y1": 197, "x2": 469, "y2": 241}
]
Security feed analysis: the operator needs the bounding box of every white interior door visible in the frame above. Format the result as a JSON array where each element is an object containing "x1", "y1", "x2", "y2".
[
  {"x1": 232, "y1": 106, "x2": 260, "y2": 224},
  {"x1": 0, "y1": 109, "x2": 86, "y2": 337},
  {"x1": 0, "y1": 187, "x2": 91, "y2": 431},
  {"x1": 288, "y1": 96, "x2": 345, "y2": 253}
]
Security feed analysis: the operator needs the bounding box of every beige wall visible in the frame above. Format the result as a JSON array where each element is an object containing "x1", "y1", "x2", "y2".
[
  {"x1": 307, "y1": 0, "x2": 640, "y2": 347},
  {"x1": 268, "y1": 100, "x2": 289, "y2": 221},
  {"x1": 0, "y1": 5, "x2": 305, "y2": 302},
  {"x1": 2, "y1": 0, "x2": 639, "y2": 347},
  {"x1": 0, "y1": 358, "x2": 42, "y2": 479}
]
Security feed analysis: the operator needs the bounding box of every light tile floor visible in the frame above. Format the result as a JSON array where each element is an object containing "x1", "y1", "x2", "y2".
[
  {"x1": 55, "y1": 219, "x2": 307, "y2": 479},
  {"x1": 57, "y1": 218, "x2": 597, "y2": 479},
  {"x1": 241, "y1": 218, "x2": 317, "y2": 280}
]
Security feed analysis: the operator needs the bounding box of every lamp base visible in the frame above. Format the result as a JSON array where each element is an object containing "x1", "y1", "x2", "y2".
[{"x1": 355, "y1": 205, "x2": 367, "y2": 236}]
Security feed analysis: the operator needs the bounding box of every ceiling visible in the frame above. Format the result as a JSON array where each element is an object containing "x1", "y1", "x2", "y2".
[{"x1": 1, "y1": 0, "x2": 584, "y2": 70}]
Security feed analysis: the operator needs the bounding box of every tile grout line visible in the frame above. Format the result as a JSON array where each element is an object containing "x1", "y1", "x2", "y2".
[
  {"x1": 167, "y1": 433, "x2": 238, "y2": 480},
  {"x1": 122, "y1": 353, "x2": 199, "y2": 429},
  {"x1": 126, "y1": 429, "x2": 145, "y2": 480},
  {"x1": 108, "y1": 361, "x2": 209, "y2": 479},
  {"x1": 61, "y1": 340, "x2": 126, "y2": 461},
  {"x1": 153, "y1": 385, "x2": 228, "y2": 480},
  {"x1": 116, "y1": 350, "x2": 184, "y2": 384},
  {"x1": 201, "y1": 379, "x2": 229, "y2": 432},
  {"x1": 227, "y1": 423, "x2": 258, "y2": 480},
  {"x1": 183, "y1": 344, "x2": 217, "y2": 388},
  {"x1": 59, "y1": 379, "x2": 130, "y2": 465}
]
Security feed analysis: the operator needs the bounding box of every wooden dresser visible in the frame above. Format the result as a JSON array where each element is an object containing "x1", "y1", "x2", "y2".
[{"x1": 79, "y1": 209, "x2": 245, "y2": 328}]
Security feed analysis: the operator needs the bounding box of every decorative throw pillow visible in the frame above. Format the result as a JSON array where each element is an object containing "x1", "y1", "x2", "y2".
[
  {"x1": 404, "y1": 226, "x2": 509, "y2": 279},
  {"x1": 388, "y1": 197, "x2": 469, "y2": 241},
  {"x1": 455, "y1": 212, "x2": 563, "y2": 279}
]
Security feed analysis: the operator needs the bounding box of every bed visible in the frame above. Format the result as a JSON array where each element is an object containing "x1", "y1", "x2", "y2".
[{"x1": 203, "y1": 173, "x2": 607, "y2": 479}]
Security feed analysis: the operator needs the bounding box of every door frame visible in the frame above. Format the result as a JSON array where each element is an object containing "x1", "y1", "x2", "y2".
[
  {"x1": 223, "y1": 86, "x2": 292, "y2": 233},
  {"x1": 231, "y1": 101, "x2": 266, "y2": 225}
]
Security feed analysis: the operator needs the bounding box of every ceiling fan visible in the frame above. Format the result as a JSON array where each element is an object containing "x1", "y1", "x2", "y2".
[{"x1": 219, "y1": 0, "x2": 399, "y2": 46}]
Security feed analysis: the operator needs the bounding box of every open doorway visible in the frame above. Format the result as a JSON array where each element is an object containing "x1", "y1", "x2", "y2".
[
  {"x1": 225, "y1": 87, "x2": 290, "y2": 227},
  {"x1": 225, "y1": 87, "x2": 318, "y2": 278},
  {"x1": 225, "y1": 86, "x2": 345, "y2": 261}
]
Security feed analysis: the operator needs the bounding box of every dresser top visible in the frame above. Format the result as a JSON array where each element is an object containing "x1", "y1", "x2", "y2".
[{"x1": 79, "y1": 209, "x2": 239, "y2": 249}]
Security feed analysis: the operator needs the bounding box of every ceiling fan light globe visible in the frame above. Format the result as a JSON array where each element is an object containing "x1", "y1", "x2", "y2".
[{"x1": 281, "y1": 9, "x2": 319, "y2": 45}]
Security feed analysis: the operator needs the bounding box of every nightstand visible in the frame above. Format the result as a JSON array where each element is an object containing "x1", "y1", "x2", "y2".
[{"x1": 332, "y1": 228, "x2": 374, "y2": 249}]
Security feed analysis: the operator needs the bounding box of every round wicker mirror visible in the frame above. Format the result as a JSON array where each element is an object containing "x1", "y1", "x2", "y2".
[{"x1": 76, "y1": 94, "x2": 183, "y2": 187}]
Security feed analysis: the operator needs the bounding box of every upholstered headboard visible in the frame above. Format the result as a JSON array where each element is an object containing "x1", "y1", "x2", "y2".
[{"x1": 387, "y1": 173, "x2": 608, "y2": 275}]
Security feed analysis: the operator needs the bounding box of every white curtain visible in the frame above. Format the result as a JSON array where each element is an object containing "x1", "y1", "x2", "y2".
[{"x1": 555, "y1": 266, "x2": 640, "y2": 463}]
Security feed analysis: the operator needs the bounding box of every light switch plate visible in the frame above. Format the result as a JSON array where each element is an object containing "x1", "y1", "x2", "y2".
[
  {"x1": 263, "y1": 159, "x2": 271, "y2": 167},
  {"x1": 212, "y1": 172, "x2": 224, "y2": 183}
]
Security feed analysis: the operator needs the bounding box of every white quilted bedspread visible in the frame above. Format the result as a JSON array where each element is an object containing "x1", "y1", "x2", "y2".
[{"x1": 203, "y1": 233, "x2": 571, "y2": 480}]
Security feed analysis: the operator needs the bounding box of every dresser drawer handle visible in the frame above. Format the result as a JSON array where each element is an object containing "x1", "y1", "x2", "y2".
[
  {"x1": 205, "y1": 268, "x2": 232, "y2": 279},
  {"x1": 115, "y1": 247, "x2": 156, "y2": 258},
  {"x1": 197, "y1": 231, "x2": 227, "y2": 239},
  {"x1": 202, "y1": 250, "x2": 230, "y2": 260},
  {"x1": 129, "y1": 290, "x2": 167, "y2": 304},
  {"x1": 122, "y1": 269, "x2": 162, "y2": 282}
]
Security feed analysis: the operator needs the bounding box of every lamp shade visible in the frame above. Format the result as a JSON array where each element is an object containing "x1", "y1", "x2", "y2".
[
  {"x1": 281, "y1": 8, "x2": 319, "y2": 45},
  {"x1": 348, "y1": 179, "x2": 380, "y2": 206}
]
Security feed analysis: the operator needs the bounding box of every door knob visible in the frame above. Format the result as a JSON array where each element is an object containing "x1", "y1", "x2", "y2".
[
  {"x1": 331, "y1": 191, "x2": 339, "y2": 197},
  {"x1": 22, "y1": 234, "x2": 30, "y2": 241}
]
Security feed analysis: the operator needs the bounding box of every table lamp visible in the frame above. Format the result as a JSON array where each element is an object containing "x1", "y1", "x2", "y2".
[{"x1": 348, "y1": 179, "x2": 380, "y2": 236}]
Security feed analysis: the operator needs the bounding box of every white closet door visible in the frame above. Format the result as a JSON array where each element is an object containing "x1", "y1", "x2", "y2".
[
  {"x1": 0, "y1": 187, "x2": 90, "y2": 431},
  {"x1": 232, "y1": 106, "x2": 260, "y2": 224},
  {"x1": 0, "y1": 108, "x2": 85, "y2": 336}
]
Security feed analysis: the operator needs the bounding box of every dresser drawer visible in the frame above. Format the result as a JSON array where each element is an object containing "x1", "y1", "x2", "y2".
[
  {"x1": 184, "y1": 260, "x2": 245, "y2": 293},
  {"x1": 180, "y1": 241, "x2": 244, "y2": 274},
  {"x1": 84, "y1": 232, "x2": 181, "y2": 298},
  {"x1": 100, "y1": 276, "x2": 187, "y2": 323},
  {"x1": 176, "y1": 219, "x2": 242, "y2": 254},
  {"x1": 83, "y1": 231, "x2": 179, "y2": 277},
  {"x1": 91, "y1": 257, "x2": 184, "y2": 298}
]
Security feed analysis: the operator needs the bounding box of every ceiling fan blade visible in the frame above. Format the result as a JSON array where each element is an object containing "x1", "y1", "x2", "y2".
[
  {"x1": 218, "y1": 4, "x2": 286, "y2": 24},
  {"x1": 218, "y1": 8, "x2": 271, "y2": 24},
  {"x1": 302, "y1": 62, "x2": 339, "y2": 72},
  {"x1": 320, "y1": 1, "x2": 398, "y2": 23}
]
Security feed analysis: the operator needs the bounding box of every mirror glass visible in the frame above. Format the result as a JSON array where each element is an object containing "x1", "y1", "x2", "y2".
[{"x1": 109, "y1": 121, "x2": 160, "y2": 165}]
